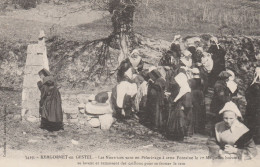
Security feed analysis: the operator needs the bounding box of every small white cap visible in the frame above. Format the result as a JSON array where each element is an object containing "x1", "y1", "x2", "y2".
[
  {"x1": 192, "y1": 68, "x2": 200, "y2": 74},
  {"x1": 182, "y1": 50, "x2": 192, "y2": 57},
  {"x1": 148, "y1": 66, "x2": 157, "y2": 72},
  {"x1": 219, "y1": 101, "x2": 242, "y2": 118},
  {"x1": 38, "y1": 30, "x2": 46, "y2": 39},
  {"x1": 196, "y1": 47, "x2": 203, "y2": 52}
]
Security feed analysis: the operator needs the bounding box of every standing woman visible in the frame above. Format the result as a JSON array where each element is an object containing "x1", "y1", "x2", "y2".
[
  {"x1": 146, "y1": 68, "x2": 166, "y2": 131},
  {"x1": 245, "y1": 67, "x2": 260, "y2": 144},
  {"x1": 200, "y1": 51, "x2": 214, "y2": 93},
  {"x1": 210, "y1": 71, "x2": 232, "y2": 124},
  {"x1": 166, "y1": 72, "x2": 192, "y2": 140},
  {"x1": 189, "y1": 68, "x2": 206, "y2": 134},
  {"x1": 208, "y1": 37, "x2": 226, "y2": 87},
  {"x1": 37, "y1": 68, "x2": 63, "y2": 132},
  {"x1": 170, "y1": 35, "x2": 182, "y2": 59}
]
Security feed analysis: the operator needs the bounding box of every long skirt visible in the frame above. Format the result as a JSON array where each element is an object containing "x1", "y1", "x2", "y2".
[
  {"x1": 184, "y1": 107, "x2": 193, "y2": 137},
  {"x1": 166, "y1": 100, "x2": 186, "y2": 141},
  {"x1": 146, "y1": 91, "x2": 165, "y2": 130},
  {"x1": 40, "y1": 117, "x2": 64, "y2": 132},
  {"x1": 192, "y1": 90, "x2": 206, "y2": 134}
]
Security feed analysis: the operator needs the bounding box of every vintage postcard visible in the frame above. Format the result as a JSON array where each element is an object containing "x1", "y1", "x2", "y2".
[{"x1": 0, "y1": 0, "x2": 260, "y2": 167}]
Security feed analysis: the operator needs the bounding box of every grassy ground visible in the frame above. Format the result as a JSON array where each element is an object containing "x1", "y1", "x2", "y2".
[
  {"x1": 135, "y1": 0, "x2": 260, "y2": 40},
  {"x1": 0, "y1": 89, "x2": 209, "y2": 157},
  {"x1": 1, "y1": 0, "x2": 260, "y2": 43}
]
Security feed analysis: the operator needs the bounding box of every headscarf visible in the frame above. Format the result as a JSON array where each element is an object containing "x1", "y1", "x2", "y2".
[
  {"x1": 251, "y1": 67, "x2": 260, "y2": 85},
  {"x1": 196, "y1": 47, "x2": 203, "y2": 53},
  {"x1": 118, "y1": 60, "x2": 133, "y2": 80},
  {"x1": 38, "y1": 68, "x2": 51, "y2": 77},
  {"x1": 174, "y1": 73, "x2": 191, "y2": 102},
  {"x1": 226, "y1": 70, "x2": 238, "y2": 93},
  {"x1": 219, "y1": 101, "x2": 242, "y2": 118},
  {"x1": 149, "y1": 69, "x2": 161, "y2": 82},
  {"x1": 180, "y1": 57, "x2": 192, "y2": 68},
  {"x1": 38, "y1": 30, "x2": 46, "y2": 39},
  {"x1": 172, "y1": 35, "x2": 182, "y2": 44},
  {"x1": 218, "y1": 71, "x2": 232, "y2": 80},
  {"x1": 129, "y1": 49, "x2": 142, "y2": 69},
  {"x1": 210, "y1": 36, "x2": 220, "y2": 49},
  {"x1": 182, "y1": 50, "x2": 192, "y2": 57},
  {"x1": 148, "y1": 66, "x2": 157, "y2": 72}
]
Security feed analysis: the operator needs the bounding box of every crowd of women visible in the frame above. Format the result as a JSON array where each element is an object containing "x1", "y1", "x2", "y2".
[
  {"x1": 109, "y1": 35, "x2": 260, "y2": 160},
  {"x1": 36, "y1": 34, "x2": 260, "y2": 161}
]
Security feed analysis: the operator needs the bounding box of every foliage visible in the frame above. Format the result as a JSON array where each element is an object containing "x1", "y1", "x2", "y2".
[
  {"x1": 135, "y1": 0, "x2": 260, "y2": 39},
  {"x1": 12, "y1": 0, "x2": 38, "y2": 9}
]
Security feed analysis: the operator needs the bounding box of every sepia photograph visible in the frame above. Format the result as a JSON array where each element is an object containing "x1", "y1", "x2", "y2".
[{"x1": 0, "y1": 0, "x2": 260, "y2": 166}]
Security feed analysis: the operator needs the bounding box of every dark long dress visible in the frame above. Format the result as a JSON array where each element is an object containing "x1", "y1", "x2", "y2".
[
  {"x1": 37, "y1": 76, "x2": 63, "y2": 131},
  {"x1": 245, "y1": 82, "x2": 260, "y2": 144},
  {"x1": 210, "y1": 80, "x2": 232, "y2": 124},
  {"x1": 189, "y1": 78, "x2": 206, "y2": 134},
  {"x1": 198, "y1": 66, "x2": 209, "y2": 94},
  {"x1": 166, "y1": 76, "x2": 193, "y2": 140},
  {"x1": 146, "y1": 78, "x2": 166, "y2": 130},
  {"x1": 208, "y1": 45, "x2": 226, "y2": 87}
]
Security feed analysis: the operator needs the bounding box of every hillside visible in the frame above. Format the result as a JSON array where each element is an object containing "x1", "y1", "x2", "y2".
[{"x1": 0, "y1": 0, "x2": 260, "y2": 42}]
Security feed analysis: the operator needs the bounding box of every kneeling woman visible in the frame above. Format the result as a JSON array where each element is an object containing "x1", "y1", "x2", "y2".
[
  {"x1": 207, "y1": 101, "x2": 257, "y2": 162},
  {"x1": 37, "y1": 68, "x2": 63, "y2": 132},
  {"x1": 111, "y1": 61, "x2": 138, "y2": 119}
]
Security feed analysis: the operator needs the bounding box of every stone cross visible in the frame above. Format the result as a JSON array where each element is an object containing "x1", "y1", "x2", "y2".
[{"x1": 21, "y1": 30, "x2": 49, "y2": 122}]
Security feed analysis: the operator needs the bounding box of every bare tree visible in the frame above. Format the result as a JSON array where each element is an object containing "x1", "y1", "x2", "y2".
[{"x1": 108, "y1": 0, "x2": 138, "y2": 63}]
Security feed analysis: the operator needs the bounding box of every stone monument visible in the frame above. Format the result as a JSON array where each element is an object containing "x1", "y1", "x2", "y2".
[{"x1": 21, "y1": 30, "x2": 49, "y2": 122}]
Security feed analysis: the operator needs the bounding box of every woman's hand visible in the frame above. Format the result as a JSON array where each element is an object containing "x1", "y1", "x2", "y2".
[
  {"x1": 224, "y1": 145, "x2": 238, "y2": 154},
  {"x1": 196, "y1": 62, "x2": 202, "y2": 66},
  {"x1": 164, "y1": 91, "x2": 171, "y2": 97}
]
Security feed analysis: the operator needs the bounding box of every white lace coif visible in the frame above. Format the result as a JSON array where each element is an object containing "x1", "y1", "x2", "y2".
[
  {"x1": 196, "y1": 47, "x2": 203, "y2": 52},
  {"x1": 148, "y1": 66, "x2": 157, "y2": 72},
  {"x1": 210, "y1": 36, "x2": 220, "y2": 49},
  {"x1": 219, "y1": 101, "x2": 242, "y2": 118},
  {"x1": 180, "y1": 57, "x2": 192, "y2": 68},
  {"x1": 182, "y1": 50, "x2": 192, "y2": 57}
]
